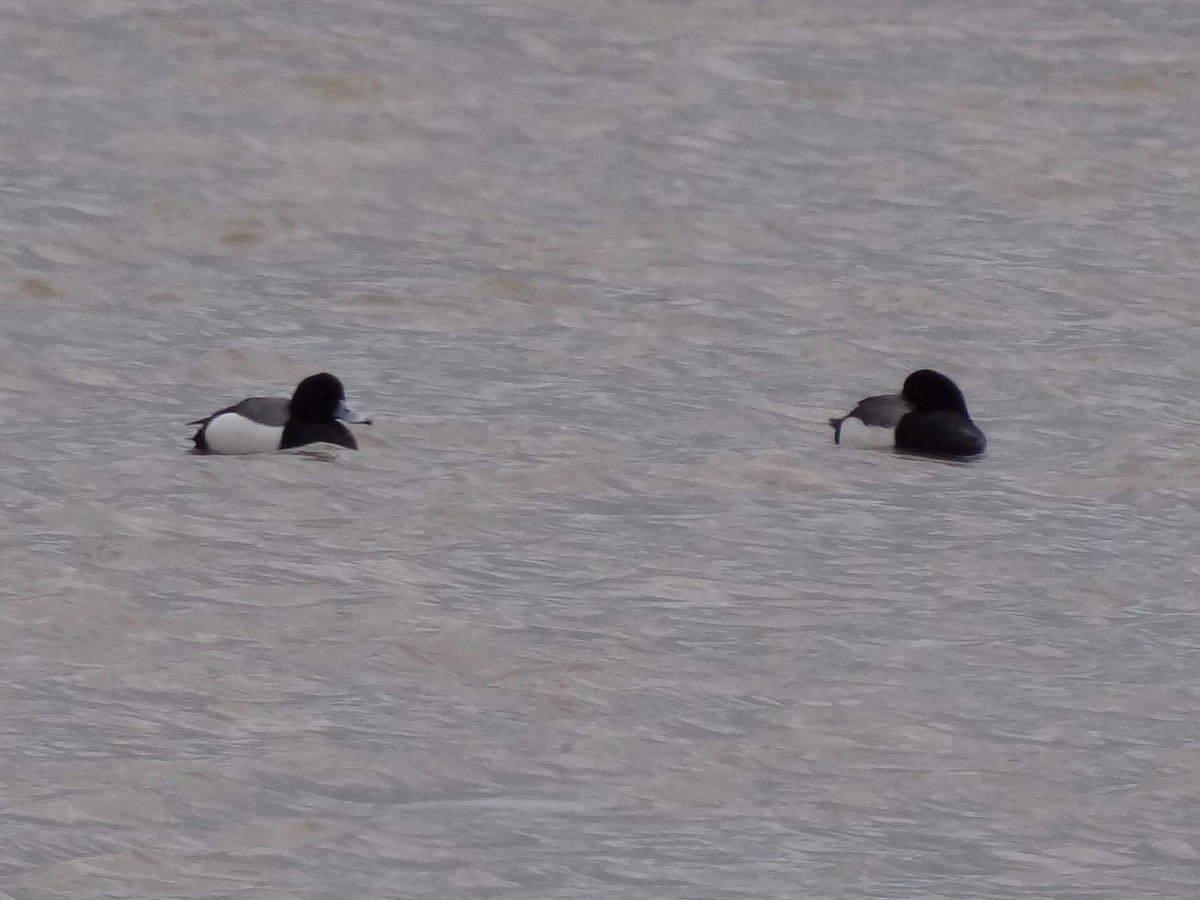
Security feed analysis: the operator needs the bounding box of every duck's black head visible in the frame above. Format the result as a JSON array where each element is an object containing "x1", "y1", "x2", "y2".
[
  {"x1": 900, "y1": 369, "x2": 971, "y2": 417},
  {"x1": 289, "y1": 373, "x2": 348, "y2": 422}
]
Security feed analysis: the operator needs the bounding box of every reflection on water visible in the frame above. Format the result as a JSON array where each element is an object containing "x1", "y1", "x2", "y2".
[{"x1": 2, "y1": 0, "x2": 1200, "y2": 896}]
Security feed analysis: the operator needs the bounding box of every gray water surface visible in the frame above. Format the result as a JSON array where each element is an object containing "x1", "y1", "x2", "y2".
[{"x1": 3, "y1": 1, "x2": 1200, "y2": 897}]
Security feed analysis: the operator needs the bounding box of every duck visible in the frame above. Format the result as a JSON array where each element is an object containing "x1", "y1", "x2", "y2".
[
  {"x1": 829, "y1": 369, "x2": 986, "y2": 457},
  {"x1": 190, "y1": 372, "x2": 371, "y2": 454}
]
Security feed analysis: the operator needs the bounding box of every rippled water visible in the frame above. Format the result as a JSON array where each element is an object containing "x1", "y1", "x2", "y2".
[{"x1": 3, "y1": 1, "x2": 1200, "y2": 896}]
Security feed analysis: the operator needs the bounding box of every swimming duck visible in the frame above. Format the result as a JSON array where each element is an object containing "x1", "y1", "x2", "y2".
[
  {"x1": 190, "y1": 372, "x2": 371, "y2": 454},
  {"x1": 830, "y1": 369, "x2": 985, "y2": 457}
]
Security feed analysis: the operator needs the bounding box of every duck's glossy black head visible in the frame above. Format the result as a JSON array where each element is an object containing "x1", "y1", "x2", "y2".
[
  {"x1": 289, "y1": 373, "x2": 348, "y2": 422},
  {"x1": 900, "y1": 369, "x2": 971, "y2": 416}
]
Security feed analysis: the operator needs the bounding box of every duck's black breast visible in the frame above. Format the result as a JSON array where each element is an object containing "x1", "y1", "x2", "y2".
[
  {"x1": 280, "y1": 419, "x2": 358, "y2": 451},
  {"x1": 895, "y1": 410, "x2": 986, "y2": 457}
]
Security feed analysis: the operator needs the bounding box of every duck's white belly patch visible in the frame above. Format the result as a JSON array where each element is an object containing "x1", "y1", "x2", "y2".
[
  {"x1": 835, "y1": 418, "x2": 897, "y2": 449},
  {"x1": 203, "y1": 413, "x2": 283, "y2": 454}
]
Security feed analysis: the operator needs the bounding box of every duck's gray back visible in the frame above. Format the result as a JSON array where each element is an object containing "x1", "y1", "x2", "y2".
[
  {"x1": 847, "y1": 394, "x2": 910, "y2": 428},
  {"x1": 232, "y1": 397, "x2": 290, "y2": 427}
]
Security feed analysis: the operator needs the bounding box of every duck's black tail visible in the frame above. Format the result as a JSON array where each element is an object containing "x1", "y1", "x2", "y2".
[{"x1": 828, "y1": 416, "x2": 845, "y2": 444}]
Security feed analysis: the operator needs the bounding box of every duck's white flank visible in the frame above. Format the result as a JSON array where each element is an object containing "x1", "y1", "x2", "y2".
[
  {"x1": 835, "y1": 417, "x2": 897, "y2": 449},
  {"x1": 201, "y1": 412, "x2": 283, "y2": 454}
]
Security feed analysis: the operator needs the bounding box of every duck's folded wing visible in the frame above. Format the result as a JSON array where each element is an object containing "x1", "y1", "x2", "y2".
[
  {"x1": 830, "y1": 393, "x2": 911, "y2": 443},
  {"x1": 846, "y1": 394, "x2": 910, "y2": 428},
  {"x1": 229, "y1": 397, "x2": 290, "y2": 427}
]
